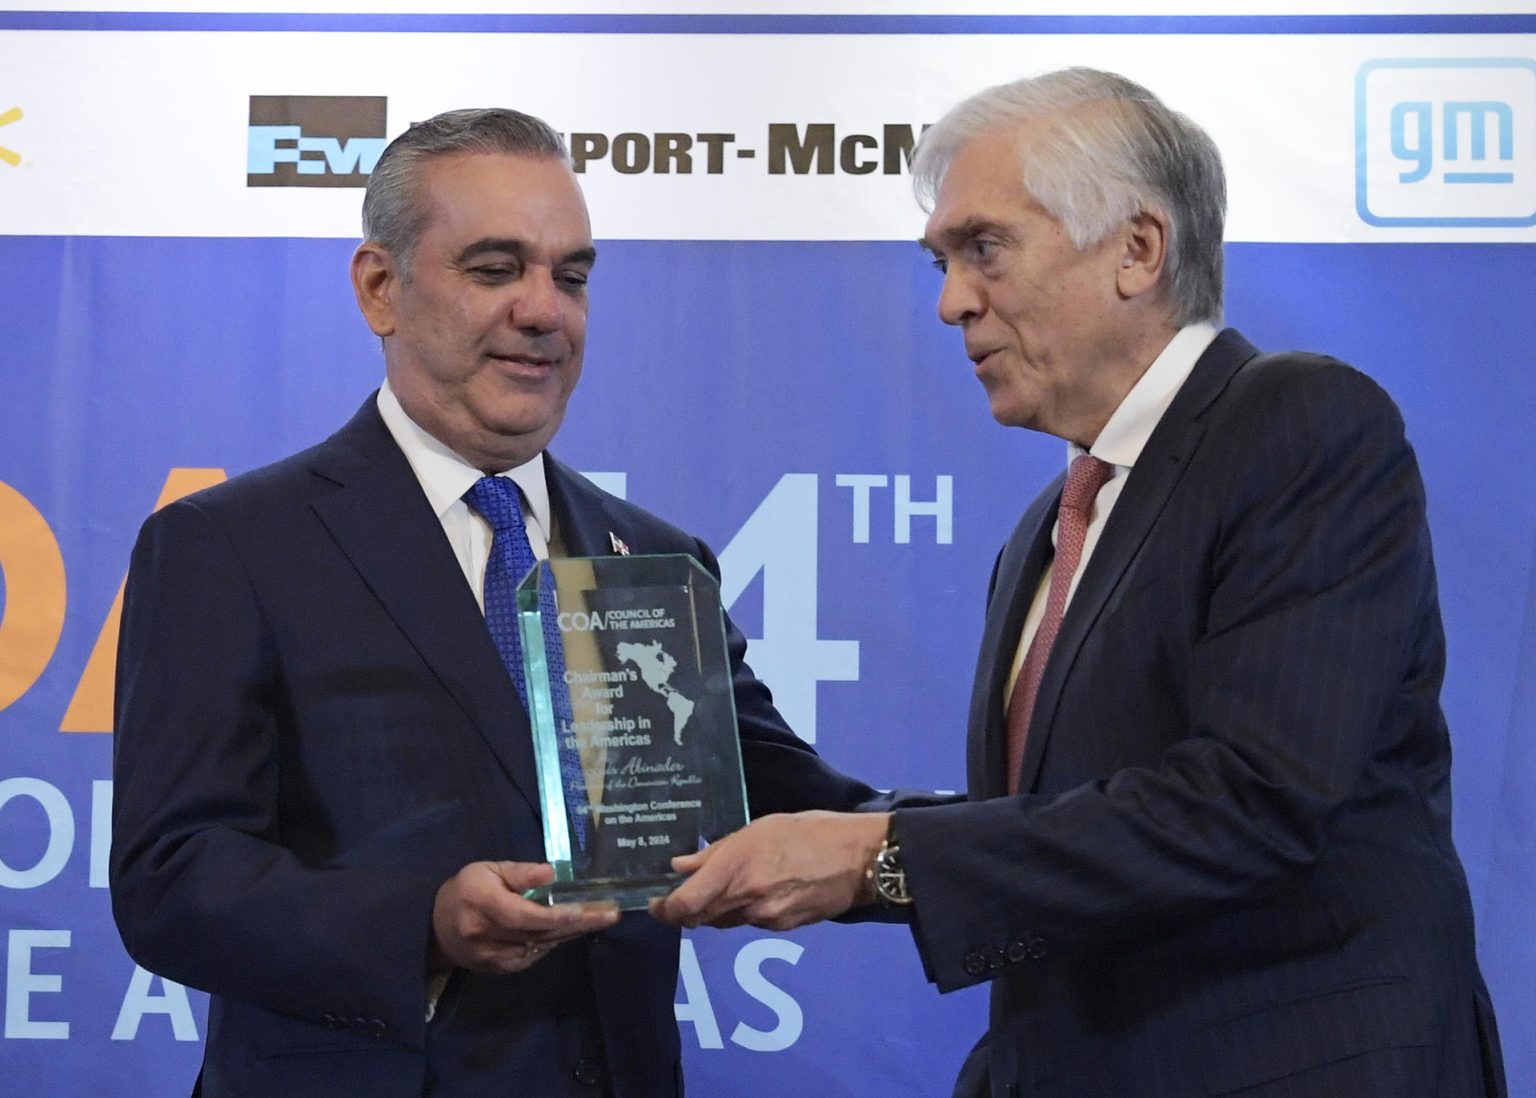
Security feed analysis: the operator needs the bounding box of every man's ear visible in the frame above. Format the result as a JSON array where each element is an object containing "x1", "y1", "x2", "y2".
[
  {"x1": 351, "y1": 242, "x2": 399, "y2": 337},
  {"x1": 1115, "y1": 208, "x2": 1170, "y2": 300}
]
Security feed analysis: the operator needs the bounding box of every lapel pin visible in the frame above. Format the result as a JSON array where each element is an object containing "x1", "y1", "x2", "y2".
[{"x1": 609, "y1": 531, "x2": 630, "y2": 556}]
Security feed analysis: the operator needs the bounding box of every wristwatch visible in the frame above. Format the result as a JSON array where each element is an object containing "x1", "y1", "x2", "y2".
[{"x1": 869, "y1": 836, "x2": 912, "y2": 907}]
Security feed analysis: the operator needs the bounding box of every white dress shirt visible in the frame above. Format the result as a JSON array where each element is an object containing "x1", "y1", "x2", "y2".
[
  {"x1": 376, "y1": 380, "x2": 554, "y2": 609},
  {"x1": 1005, "y1": 324, "x2": 1219, "y2": 702}
]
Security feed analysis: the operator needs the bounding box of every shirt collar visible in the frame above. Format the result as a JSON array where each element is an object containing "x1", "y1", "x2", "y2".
[
  {"x1": 1071, "y1": 322, "x2": 1219, "y2": 469},
  {"x1": 375, "y1": 380, "x2": 553, "y2": 543}
]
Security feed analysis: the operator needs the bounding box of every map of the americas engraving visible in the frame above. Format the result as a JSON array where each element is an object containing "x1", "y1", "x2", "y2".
[{"x1": 615, "y1": 640, "x2": 696, "y2": 745}]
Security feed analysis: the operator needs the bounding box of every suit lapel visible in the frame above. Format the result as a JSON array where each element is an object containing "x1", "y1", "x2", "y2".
[
  {"x1": 1014, "y1": 329, "x2": 1262, "y2": 794},
  {"x1": 968, "y1": 481, "x2": 1062, "y2": 799},
  {"x1": 305, "y1": 397, "x2": 543, "y2": 819},
  {"x1": 544, "y1": 454, "x2": 624, "y2": 560}
]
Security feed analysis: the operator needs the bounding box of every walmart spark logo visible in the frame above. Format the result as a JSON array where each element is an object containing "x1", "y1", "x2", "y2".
[{"x1": 0, "y1": 106, "x2": 20, "y2": 167}]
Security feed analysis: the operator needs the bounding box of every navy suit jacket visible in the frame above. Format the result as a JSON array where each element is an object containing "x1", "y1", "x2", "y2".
[
  {"x1": 894, "y1": 331, "x2": 1505, "y2": 1097},
  {"x1": 110, "y1": 396, "x2": 875, "y2": 1098}
]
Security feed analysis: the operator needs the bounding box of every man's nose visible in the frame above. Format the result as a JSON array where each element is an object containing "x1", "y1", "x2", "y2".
[
  {"x1": 936, "y1": 268, "x2": 981, "y2": 328},
  {"x1": 513, "y1": 267, "x2": 563, "y2": 333}
]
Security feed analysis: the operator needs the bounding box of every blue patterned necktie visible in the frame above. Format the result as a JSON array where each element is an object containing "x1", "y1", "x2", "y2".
[{"x1": 463, "y1": 475, "x2": 589, "y2": 850}]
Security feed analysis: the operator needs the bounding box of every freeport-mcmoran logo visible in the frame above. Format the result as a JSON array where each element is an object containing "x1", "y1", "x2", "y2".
[
  {"x1": 247, "y1": 95, "x2": 386, "y2": 188},
  {"x1": 1357, "y1": 58, "x2": 1536, "y2": 227},
  {"x1": 0, "y1": 106, "x2": 22, "y2": 167}
]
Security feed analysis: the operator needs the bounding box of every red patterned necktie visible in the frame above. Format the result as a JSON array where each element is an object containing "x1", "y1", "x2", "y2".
[{"x1": 1004, "y1": 454, "x2": 1115, "y2": 795}]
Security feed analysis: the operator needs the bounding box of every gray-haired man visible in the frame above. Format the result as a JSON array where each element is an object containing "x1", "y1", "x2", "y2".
[{"x1": 655, "y1": 69, "x2": 1505, "y2": 1098}]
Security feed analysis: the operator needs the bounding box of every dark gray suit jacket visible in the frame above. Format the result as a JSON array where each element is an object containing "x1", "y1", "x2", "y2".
[
  {"x1": 111, "y1": 396, "x2": 875, "y2": 1098},
  {"x1": 894, "y1": 330, "x2": 1505, "y2": 1097}
]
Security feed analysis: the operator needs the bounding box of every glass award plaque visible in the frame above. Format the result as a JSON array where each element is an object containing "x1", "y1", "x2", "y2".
[{"x1": 517, "y1": 554, "x2": 750, "y2": 909}]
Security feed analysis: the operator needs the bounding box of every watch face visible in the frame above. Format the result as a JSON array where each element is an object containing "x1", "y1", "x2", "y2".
[{"x1": 875, "y1": 845, "x2": 912, "y2": 906}]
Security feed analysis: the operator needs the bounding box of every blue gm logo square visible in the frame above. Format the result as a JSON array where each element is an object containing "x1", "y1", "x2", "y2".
[{"x1": 1357, "y1": 58, "x2": 1536, "y2": 227}]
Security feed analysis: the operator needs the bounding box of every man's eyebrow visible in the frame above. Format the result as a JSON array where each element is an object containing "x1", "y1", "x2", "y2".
[
  {"x1": 455, "y1": 238, "x2": 598, "y2": 267},
  {"x1": 919, "y1": 216, "x2": 1008, "y2": 254}
]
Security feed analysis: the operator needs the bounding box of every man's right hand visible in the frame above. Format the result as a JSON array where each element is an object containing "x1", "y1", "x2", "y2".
[
  {"x1": 650, "y1": 811, "x2": 889, "y2": 931},
  {"x1": 431, "y1": 861, "x2": 619, "y2": 974}
]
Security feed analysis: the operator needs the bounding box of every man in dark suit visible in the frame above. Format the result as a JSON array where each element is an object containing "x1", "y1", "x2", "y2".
[
  {"x1": 110, "y1": 108, "x2": 874, "y2": 1098},
  {"x1": 654, "y1": 69, "x2": 1506, "y2": 1096}
]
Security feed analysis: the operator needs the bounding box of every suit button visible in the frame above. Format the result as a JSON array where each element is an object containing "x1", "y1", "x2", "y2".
[
  {"x1": 368, "y1": 1019, "x2": 387, "y2": 1037},
  {"x1": 963, "y1": 951, "x2": 988, "y2": 977},
  {"x1": 572, "y1": 1057, "x2": 605, "y2": 1088},
  {"x1": 1005, "y1": 937, "x2": 1029, "y2": 963},
  {"x1": 1025, "y1": 935, "x2": 1047, "y2": 961}
]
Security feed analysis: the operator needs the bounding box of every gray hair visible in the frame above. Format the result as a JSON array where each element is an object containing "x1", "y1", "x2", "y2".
[
  {"x1": 912, "y1": 68, "x2": 1225, "y2": 326},
  {"x1": 361, "y1": 107, "x2": 571, "y2": 275}
]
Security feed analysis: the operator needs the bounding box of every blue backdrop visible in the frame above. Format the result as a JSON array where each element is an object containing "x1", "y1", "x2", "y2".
[{"x1": 2, "y1": 235, "x2": 1532, "y2": 1093}]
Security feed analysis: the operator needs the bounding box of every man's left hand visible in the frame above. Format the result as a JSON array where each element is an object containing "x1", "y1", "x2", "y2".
[{"x1": 650, "y1": 811, "x2": 890, "y2": 930}]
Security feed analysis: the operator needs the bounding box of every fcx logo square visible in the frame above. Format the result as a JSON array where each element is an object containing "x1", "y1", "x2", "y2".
[
  {"x1": 1356, "y1": 58, "x2": 1536, "y2": 227},
  {"x1": 247, "y1": 95, "x2": 387, "y2": 188}
]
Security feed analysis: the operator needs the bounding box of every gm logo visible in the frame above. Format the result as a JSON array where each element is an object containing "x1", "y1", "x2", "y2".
[
  {"x1": 0, "y1": 106, "x2": 21, "y2": 167},
  {"x1": 1357, "y1": 58, "x2": 1536, "y2": 227},
  {"x1": 247, "y1": 95, "x2": 387, "y2": 188}
]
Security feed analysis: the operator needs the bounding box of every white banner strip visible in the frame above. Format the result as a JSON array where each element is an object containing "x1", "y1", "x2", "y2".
[{"x1": 0, "y1": 29, "x2": 1532, "y2": 242}]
